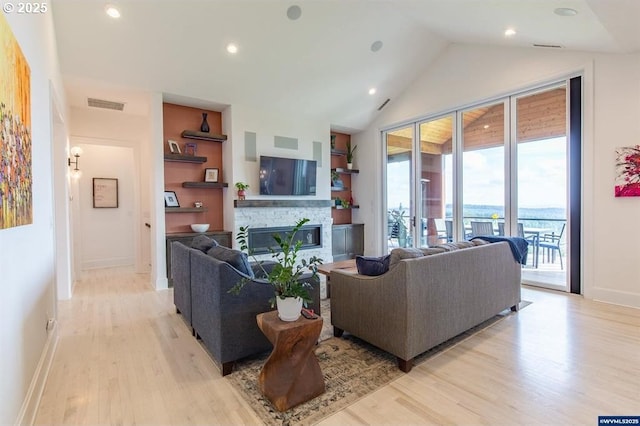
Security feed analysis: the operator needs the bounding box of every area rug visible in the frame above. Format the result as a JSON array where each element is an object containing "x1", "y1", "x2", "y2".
[{"x1": 226, "y1": 300, "x2": 531, "y2": 426}]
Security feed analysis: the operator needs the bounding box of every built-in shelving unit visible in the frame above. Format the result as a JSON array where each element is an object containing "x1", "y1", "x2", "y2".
[{"x1": 181, "y1": 130, "x2": 227, "y2": 142}]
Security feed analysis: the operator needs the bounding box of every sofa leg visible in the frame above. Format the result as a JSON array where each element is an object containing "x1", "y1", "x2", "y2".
[
  {"x1": 510, "y1": 304, "x2": 520, "y2": 312},
  {"x1": 176, "y1": 307, "x2": 181, "y2": 314},
  {"x1": 195, "y1": 332, "x2": 201, "y2": 340},
  {"x1": 191, "y1": 327, "x2": 196, "y2": 337},
  {"x1": 333, "y1": 327, "x2": 344, "y2": 337},
  {"x1": 398, "y1": 358, "x2": 413, "y2": 373},
  {"x1": 221, "y1": 362, "x2": 234, "y2": 376}
]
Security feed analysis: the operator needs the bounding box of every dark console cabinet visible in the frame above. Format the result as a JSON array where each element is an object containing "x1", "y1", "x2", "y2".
[{"x1": 331, "y1": 223, "x2": 364, "y2": 261}]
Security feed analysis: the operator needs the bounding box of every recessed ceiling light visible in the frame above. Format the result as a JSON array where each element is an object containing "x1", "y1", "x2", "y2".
[
  {"x1": 105, "y1": 4, "x2": 120, "y2": 18},
  {"x1": 368, "y1": 88, "x2": 377, "y2": 95},
  {"x1": 554, "y1": 7, "x2": 578, "y2": 16},
  {"x1": 226, "y1": 43, "x2": 238, "y2": 54},
  {"x1": 370, "y1": 40, "x2": 383, "y2": 52},
  {"x1": 287, "y1": 5, "x2": 302, "y2": 20},
  {"x1": 504, "y1": 28, "x2": 516, "y2": 37}
]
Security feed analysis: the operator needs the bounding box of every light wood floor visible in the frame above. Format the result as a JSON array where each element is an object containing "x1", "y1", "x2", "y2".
[{"x1": 35, "y1": 267, "x2": 640, "y2": 425}]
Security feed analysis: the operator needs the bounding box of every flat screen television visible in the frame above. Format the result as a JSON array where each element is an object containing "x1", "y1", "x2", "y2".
[{"x1": 259, "y1": 155, "x2": 317, "y2": 196}]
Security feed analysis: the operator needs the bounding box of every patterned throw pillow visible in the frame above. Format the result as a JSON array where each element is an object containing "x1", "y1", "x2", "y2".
[
  {"x1": 207, "y1": 245, "x2": 254, "y2": 278},
  {"x1": 356, "y1": 255, "x2": 391, "y2": 276}
]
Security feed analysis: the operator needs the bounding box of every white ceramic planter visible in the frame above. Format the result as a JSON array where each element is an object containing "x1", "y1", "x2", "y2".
[{"x1": 276, "y1": 296, "x2": 303, "y2": 321}]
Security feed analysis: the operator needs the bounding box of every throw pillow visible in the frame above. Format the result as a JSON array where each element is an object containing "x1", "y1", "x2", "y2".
[
  {"x1": 389, "y1": 247, "x2": 424, "y2": 269},
  {"x1": 471, "y1": 238, "x2": 490, "y2": 246},
  {"x1": 191, "y1": 235, "x2": 219, "y2": 252},
  {"x1": 420, "y1": 247, "x2": 447, "y2": 256},
  {"x1": 356, "y1": 255, "x2": 391, "y2": 276},
  {"x1": 207, "y1": 245, "x2": 254, "y2": 278}
]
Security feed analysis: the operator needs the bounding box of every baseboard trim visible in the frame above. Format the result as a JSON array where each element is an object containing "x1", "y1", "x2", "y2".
[
  {"x1": 82, "y1": 257, "x2": 133, "y2": 270},
  {"x1": 590, "y1": 287, "x2": 640, "y2": 309},
  {"x1": 15, "y1": 323, "x2": 58, "y2": 426}
]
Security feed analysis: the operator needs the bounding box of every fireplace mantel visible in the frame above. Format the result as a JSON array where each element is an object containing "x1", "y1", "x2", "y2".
[{"x1": 234, "y1": 200, "x2": 332, "y2": 208}]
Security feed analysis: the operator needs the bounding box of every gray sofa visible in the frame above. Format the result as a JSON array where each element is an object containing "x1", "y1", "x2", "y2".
[
  {"x1": 171, "y1": 238, "x2": 321, "y2": 376},
  {"x1": 330, "y1": 240, "x2": 521, "y2": 372}
]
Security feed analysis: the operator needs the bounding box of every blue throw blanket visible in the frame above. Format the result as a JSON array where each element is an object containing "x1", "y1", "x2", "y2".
[{"x1": 471, "y1": 236, "x2": 529, "y2": 265}]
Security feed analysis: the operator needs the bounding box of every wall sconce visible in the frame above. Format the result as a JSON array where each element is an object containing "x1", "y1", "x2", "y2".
[{"x1": 68, "y1": 146, "x2": 83, "y2": 178}]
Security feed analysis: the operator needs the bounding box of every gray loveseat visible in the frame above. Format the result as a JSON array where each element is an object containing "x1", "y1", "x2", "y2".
[
  {"x1": 171, "y1": 236, "x2": 321, "y2": 376},
  {"x1": 330, "y1": 240, "x2": 521, "y2": 372}
]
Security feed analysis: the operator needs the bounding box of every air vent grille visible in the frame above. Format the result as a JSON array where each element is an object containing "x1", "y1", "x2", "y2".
[
  {"x1": 377, "y1": 98, "x2": 390, "y2": 111},
  {"x1": 87, "y1": 98, "x2": 125, "y2": 111},
  {"x1": 532, "y1": 43, "x2": 563, "y2": 49}
]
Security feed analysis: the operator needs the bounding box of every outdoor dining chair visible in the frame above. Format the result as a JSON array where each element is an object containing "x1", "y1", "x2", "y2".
[
  {"x1": 539, "y1": 223, "x2": 566, "y2": 269},
  {"x1": 470, "y1": 221, "x2": 494, "y2": 238}
]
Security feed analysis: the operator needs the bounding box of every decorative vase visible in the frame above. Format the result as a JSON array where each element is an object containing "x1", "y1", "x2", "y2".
[
  {"x1": 347, "y1": 162, "x2": 353, "y2": 170},
  {"x1": 276, "y1": 296, "x2": 303, "y2": 321},
  {"x1": 237, "y1": 189, "x2": 246, "y2": 200},
  {"x1": 200, "y1": 112, "x2": 210, "y2": 133}
]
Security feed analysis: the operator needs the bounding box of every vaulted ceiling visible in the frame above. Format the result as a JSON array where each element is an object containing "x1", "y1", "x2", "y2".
[{"x1": 51, "y1": 0, "x2": 640, "y2": 131}]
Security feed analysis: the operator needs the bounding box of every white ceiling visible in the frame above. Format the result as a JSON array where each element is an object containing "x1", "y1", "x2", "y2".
[{"x1": 51, "y1": 0, "x2": 640, "y2": 131}]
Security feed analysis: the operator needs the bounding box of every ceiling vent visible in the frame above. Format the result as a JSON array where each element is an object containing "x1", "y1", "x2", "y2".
[
  {"x1": 87, "y1": 97, "x2": 125, "y2": 111},
  {"x1": 377, "y1": 98, "x2": 390, "y2": 111},
  {"x1": 532, "y1": 43, "x2": 563, "y2": 49}
]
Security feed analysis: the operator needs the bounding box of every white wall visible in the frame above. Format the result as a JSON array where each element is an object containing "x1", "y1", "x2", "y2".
[
  {"x1": 353, "y1": 43, "x2": 640, "y2": 308},
  {"x1": 0, "y1": 7, "x2": 68, "y2": 425},
  {"x1": 224, "y1": 104, "x2": 331, "y2": 241},
  {"x1": 71, "y1": 144, "x2": 136, "y2": 269},
  {"x1": 69, "y1": 107, "x2": 151, "y2": 273}
]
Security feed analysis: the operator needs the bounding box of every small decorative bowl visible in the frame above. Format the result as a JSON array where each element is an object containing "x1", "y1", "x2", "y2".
[{"x1": 190, "y1": 224, "x2": 210, "y2": 233}]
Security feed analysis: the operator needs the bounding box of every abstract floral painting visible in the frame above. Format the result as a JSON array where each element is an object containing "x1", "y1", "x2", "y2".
[
  {"x1": 615, "y1": 145, "x2": 640, "y2": 197},
  {"x1": 0, "y1": 13, "x2": 32, "y2": 229}
]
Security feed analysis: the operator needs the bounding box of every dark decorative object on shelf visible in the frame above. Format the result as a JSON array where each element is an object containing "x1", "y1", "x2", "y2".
[{"x1": 200, "y1": 112, "x2": 210, "y2": 133}]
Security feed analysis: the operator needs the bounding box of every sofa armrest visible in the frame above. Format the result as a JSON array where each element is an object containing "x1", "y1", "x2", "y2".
[{"x1": 330, "y1": 265, "x2": 409, "y2": 357}]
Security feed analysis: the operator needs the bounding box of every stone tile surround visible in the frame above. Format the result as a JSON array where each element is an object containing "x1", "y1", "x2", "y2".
[{"x1": 234, "y1": 205, "x2": 333, "y2": 265}]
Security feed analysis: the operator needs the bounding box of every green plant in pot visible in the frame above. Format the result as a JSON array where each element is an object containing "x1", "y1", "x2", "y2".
[
  {"x1": 235, "y1": 182, "x2": 249, "y2": 200},
  {"x1": 229, "y1": 218, "x2": 323, "y2": 321},
  {"x1": 346, "y1": 140, "x2": 357, "y2": 169}
]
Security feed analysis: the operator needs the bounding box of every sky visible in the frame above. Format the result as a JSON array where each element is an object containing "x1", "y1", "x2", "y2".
[{"x1": 387, "y1": 137, "x2": 567, "y2": 212}]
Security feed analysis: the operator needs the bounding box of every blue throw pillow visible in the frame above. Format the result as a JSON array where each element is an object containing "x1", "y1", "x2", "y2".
[
  {"x1": 356, "y1": 255, "x2": 391, "y2": 276},
  {"x1": 207, "y1": 245, "x2": 254, "y2": 278}
]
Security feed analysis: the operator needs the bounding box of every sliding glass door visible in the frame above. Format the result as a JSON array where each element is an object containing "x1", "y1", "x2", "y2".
[
  {"x1": 382, "y1": 81, "x2": 572, "y2": 290},
  {"x1": 385, "y1": 125, "x2": 414, "y2": 251},
  {"x1": 513, "y1": 85, "x2": 568, "y2": 289}
]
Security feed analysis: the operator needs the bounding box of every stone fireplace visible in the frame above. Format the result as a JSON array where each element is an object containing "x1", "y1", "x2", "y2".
[{"x1": 233, "y1": 200, "x2": 333, "y2": 264}]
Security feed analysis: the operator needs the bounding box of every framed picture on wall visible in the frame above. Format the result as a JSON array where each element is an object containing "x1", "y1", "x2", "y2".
[
  {"x1": 204, "y1": 168, "x2": 219, "y2": 182},
  {"x1": 93, "y1": 178, "x2": 119, "y2": 208},
  {"x1": 164, "y1": 191, "x2": 180, "y2": 207}
]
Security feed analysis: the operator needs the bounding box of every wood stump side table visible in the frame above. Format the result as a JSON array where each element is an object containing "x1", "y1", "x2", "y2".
[{"x1": 256, "y1": 310, "x2": 325, "y2": 411}]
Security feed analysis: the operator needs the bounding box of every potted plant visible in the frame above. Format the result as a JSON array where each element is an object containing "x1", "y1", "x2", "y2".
[
  {"x1": 346, "y1": 140, "x2": 357, "y2": 170},
  {"x1": 230, "y1": 218, "x2": 323, "y2": 321},
  {"x1": 235, "y1": 182, "x2": 249, "y2": 200}
]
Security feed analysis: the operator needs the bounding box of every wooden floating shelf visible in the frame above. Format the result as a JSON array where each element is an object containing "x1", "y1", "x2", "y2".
[
  {"x1": 164, "y1": 154, "x2": 207, "y2": 163},
  {"x1": 332, "y1": 168, "x2": 359, "y2": 174},
  {"x1": 331, "y1": 149, "x2": 347, "y2": 156},
  {"x1": 331, "y1": 186, "x2": 349, "y2": 191},
  {"x1": 234, "y1": 199, "x2": 332, "y2": 208},
  {"x1": 333, "y1": 205, "x2": 360, "y2": 210},
  {"x1": 165, "y1": 207, "x2": 209, "y2": 213},
  {"x1": 182, "y1": 182, "x2": 229, "y2": 189},
  {"x1": 181, "y1": 130, "x2": 227, "y2": 142}
]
